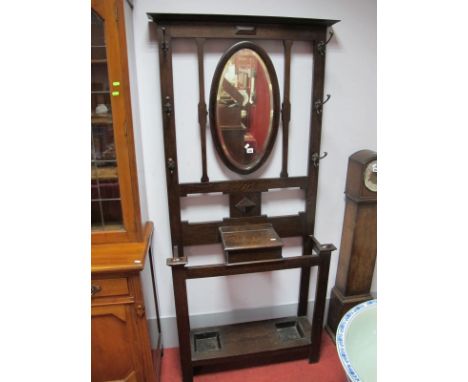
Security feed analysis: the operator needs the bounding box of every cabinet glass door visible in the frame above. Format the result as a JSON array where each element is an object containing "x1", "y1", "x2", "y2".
[{"x1": 91, "y1": 10, "x2": 123, "y2": 230}]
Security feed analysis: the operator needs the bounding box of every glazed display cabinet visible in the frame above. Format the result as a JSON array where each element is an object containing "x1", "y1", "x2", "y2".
[
  {"x1": 91, "y1": 0, "x2": 140, "y2": 244},
  {"x1": 91, "y1": 1, "x2": 162, "y2": 381}
]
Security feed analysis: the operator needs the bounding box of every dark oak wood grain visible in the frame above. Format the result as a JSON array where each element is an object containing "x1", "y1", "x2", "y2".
[
  {"x1": 156, "y1": 25, "x2": 184, "y2": 258},
  {"x1": 280, "y1": 40, "x2": 293, "y2": 178},
  {"x1": 181, "y1": 214, "x2": 305, "y2": 246},
  {"x1": 191, "y1": 316, "x2": 312, "y2": 365},
  {"x1": 151, "y1": 13, "x2": 339, "y2": 382},
  {"x1": 309, "y1": 250, "x2": 331, "y2": 362},
  {"x1": 148, "y1": 13, "x2": 339, "y2": 27},
  {"x1": 220, "y1": 223, "x2": 283, "y2": 263},
  {"x1": 185, "y1": 254, "x2": 321, "y2": 279},
  {"x1": 196, "y1": 38, "x2": 209, "y2": 183},
  {"x1": 296, "y1": 36, "x2": 327, "y2": 319},
  {"x1": 325, "y1": 150, "x2": 377, "y2": 339},
  {"x1": 220, "y1": 223, "x2": 282, "y2": 251},
  {"x1": 229, "y1": 192, "x2": 262, "y2": 218},
  {"x1": 180, "y1": 176, "x2": 307, "y2": 196},
  {"x1": 171, "y1": 265, "x2": 193, "y2": 382}
]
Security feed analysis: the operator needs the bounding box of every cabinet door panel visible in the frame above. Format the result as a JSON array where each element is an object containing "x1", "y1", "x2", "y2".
[
  {"x1": 91, "y1": 0, "x2": 141, "y2": 244},
  {"x1": 91, "y1": 304, "x2": 141, "y2": 382}
]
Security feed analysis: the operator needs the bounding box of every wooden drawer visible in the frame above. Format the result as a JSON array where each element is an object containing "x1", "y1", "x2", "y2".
[{"x1": 91, "y1": 277, "x2": 129, "y2": 299}]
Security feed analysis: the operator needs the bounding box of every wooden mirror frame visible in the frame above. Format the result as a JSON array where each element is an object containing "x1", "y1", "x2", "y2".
[{"x1": 209, "y1": 41, "x2": 280, "y2": 174}]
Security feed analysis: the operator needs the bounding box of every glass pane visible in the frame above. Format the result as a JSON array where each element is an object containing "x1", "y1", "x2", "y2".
[
  {"x1": 92, "y1": 125, "x2": 116, "y2": 161},
  {"x1": 91, "y1": 10, "x2": 123, "y2": 231},
  {"x1": 91, "y1": 11, "x2": 107, "y2": 61},
  {"x1": 212, "y1": 45, "x2": 278, "y2": 174},
  {"x1": 96, "y1": 179, "x2": 120, "y2": 199},
  {"x1": 101, "y1": 200, "x2": 123, "y2": 227}
]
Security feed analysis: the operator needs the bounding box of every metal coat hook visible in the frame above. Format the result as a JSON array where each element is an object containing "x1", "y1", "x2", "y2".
[
  {"x1": 312, "y1": 152, "x2": 328, "y2": 168},
  {"x1": 317, "y1": 30, "x2": 334, "y2": 56},
  {"x1": 314, "y1": 94, "x2": 331, "y2": 115},
  {"x1": 160, "y1": 27, "x2": 169, "y2": 54},
  {"x1": 163, "y1": 96, "x2": 172, "y2": 116},
  {"x1": 167, "y1": 157, "x2": 176, "y2": 174}
]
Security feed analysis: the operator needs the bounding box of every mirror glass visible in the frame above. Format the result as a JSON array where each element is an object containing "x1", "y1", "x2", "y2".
[{"x1": 212, "y1": 46, "x2": 278, "y2": 173}]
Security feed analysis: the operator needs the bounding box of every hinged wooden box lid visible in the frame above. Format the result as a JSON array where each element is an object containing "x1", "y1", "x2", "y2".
[{"x1": 219, "y1": 223, "x2": 283, "y2": 264}]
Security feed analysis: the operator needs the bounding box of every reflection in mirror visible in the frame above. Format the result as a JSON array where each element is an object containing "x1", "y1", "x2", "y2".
[{"x1": 210, "y1": 43, "x2": 279, "y2": 174}]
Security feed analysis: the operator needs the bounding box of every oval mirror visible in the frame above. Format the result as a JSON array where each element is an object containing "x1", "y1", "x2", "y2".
[{"x1": 209, "y1": 42, "x2": 280, "y2": 174}]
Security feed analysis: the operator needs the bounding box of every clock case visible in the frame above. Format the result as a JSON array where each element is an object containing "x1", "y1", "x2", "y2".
[
  {"x1": 344, "y1": 149, "x2": 377, "y2": 202},
  {"x1": 325, "y1": 149, "x2": 377, "y2": 339}
]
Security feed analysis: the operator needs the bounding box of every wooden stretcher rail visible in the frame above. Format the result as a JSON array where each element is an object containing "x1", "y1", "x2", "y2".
[
  {"x1": 179, "y1": 176, "x2": 308, "y2": 196},
  {"x1": 162, "y1": 25, "x2": 323, "y2": 41},
  {"x1": 185, "y1": 255, "x2": 321, "y2": 279},
  {"x1": 181, "y1": 214, "x2": 304, "y2": 246},
  {"x1": 192, "y1": 342, "x2": 311, "y2": 368}
]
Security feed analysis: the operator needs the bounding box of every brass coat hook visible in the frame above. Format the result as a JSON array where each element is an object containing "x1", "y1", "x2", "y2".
[
  {"x1": 163, "y1": 96, "x2": 172, "y2": 117},
  {"x1": 167, "y1": 157, "x2": 176, "y2": 174},
  {"x1": 160, "y1": 27, "x2": 169, "y2": 54},
  {"x1": 314, "y1": 94, "x2": 331, "y2": 115},
  {"x1": 317, "y1": 30, "x2": 334, "y2": 56},
  {"x1": 311, "y1": 152, "x2": 328, "y2": 168}
]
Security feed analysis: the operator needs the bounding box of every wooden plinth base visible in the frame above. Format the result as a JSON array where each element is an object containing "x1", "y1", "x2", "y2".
[
  {"x1": 190, "y1": 316, "x2": 313, "y2": 371},
  {"x1": 325, "y1": 287, "x2": 373, "y2": 342}
]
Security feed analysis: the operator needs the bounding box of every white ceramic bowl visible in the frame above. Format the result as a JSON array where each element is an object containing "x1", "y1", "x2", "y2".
[{"x1": 336, "y1": 299, "x2": 377, "y2": 382}]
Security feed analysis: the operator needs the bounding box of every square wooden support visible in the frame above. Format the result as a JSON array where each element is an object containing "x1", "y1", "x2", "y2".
[{"x1": 219, "y1": 223, "x2": 283, "y2": 264}]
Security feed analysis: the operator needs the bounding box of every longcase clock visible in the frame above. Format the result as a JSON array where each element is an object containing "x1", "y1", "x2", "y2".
[{"x1": 325, "y1": 149, "x2": 377, "y2": 339}]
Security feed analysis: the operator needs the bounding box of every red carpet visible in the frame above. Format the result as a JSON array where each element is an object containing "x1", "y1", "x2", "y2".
[{"x1": 160, "y1": 331, "x2": 347, "y2": 382}]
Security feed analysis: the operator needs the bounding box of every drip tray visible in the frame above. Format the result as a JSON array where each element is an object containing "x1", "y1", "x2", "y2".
[
  {"x1": 190, "y1": 316, "x2": 311, "y2": 363},
  {"x1": 275, "y1": 320, "x2": 305, "y2": 342},
  {"x1": 193, "y1": 331, "x2": 221, "y2": 353}
]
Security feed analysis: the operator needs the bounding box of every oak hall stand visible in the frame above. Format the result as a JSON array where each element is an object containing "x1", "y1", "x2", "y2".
[
  {"x1": 91, "y1": 1, "x2": 162, "y2": 380},
  {"x1": 148, "y1": 13, "x2": 339, "y2": 382}
]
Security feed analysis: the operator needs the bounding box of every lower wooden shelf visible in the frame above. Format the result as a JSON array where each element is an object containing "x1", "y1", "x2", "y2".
[
  {"x1": 190, "y1": 316, "x2": 312, "y2": 367},
  {"x1": 169, "y1": 236, "x2": 335, "y2": 381}
]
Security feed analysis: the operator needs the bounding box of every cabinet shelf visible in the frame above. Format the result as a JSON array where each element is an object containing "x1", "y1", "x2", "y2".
[
  {"x1": 92, "y1": 166, "x2": 118, "y2": 180},
  {"x1": 191, "y1": 316, "x2": 312, "y2": 367},
  {"x1": 92, "y1": 114, "x2": 113, "y2": 124},
  {"x1": 92, "y1": 59, "x2": 107, "y2": 64}
]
